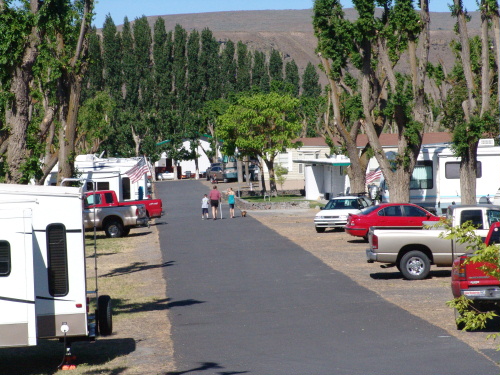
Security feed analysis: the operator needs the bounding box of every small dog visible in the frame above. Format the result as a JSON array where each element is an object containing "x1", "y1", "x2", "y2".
[{"x1": 241, "y1": 210, "x2": 247, "y2": 217}]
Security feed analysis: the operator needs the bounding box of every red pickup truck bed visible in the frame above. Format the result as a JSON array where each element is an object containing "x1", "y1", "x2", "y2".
[{"x1": 85, "y1": 190, "x2": 163, "y2": 219}]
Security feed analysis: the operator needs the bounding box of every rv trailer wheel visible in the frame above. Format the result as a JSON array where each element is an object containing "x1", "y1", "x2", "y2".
[
  {"x1": 97, "y1": 295, "x2": 113, "y2": 336},
  {"x1": 104, "y1": 220, "x2": 124, "y2": 238}
]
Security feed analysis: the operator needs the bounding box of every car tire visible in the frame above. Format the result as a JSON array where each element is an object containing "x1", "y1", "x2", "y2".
[
  {"x1": 97, "y1": 295, "x2": 113, "y2": 336},
  {"x1": 104, "y1": 219, "x2": 124, "y2": 238},
  {"x1": 223, "y1": 178, "x2": 228, "y2": 183},
  {"x1": 315, "y1": 227, "x2": 326, "y2": 233},
  {"x1": 399, "y1": 250, "x2": 430, "y2": 280}
]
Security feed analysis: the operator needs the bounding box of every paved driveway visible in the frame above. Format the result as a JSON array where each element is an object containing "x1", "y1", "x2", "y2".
[{"x1": 156, "y1": 180, "x2": 499, "y2": 375}]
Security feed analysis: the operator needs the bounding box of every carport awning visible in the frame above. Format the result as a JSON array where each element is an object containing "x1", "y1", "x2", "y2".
[{"x1": 293, "y1": 159, "x2": 350, "y2": 166}]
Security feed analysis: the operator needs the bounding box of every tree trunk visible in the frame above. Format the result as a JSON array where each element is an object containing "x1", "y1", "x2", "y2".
[
  {"x1": 264, "y1": 157, "x2": 277, "y2": 195},
  {"x1": 5, "y1": 1, "x2": 41, "y2": 183},
  {"x1": 460, "y1": 142, "x2": 479, "y2": 205},
  {"x1": 58, "y1": 76, "x2": 82, "y2": 185}
]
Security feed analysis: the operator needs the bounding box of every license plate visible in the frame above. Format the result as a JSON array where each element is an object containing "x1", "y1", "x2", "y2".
[{"x1": 464, "y1": 290, "x2": 486, "y2": 297}]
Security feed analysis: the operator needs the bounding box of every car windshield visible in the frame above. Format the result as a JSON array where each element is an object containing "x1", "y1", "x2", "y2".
[{"x1": 324, "y1": 199, "x2": 359, "y2": 210}]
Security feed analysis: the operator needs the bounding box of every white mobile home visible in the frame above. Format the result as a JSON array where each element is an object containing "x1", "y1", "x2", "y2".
[
  {"x1": 0, "y1": 184, "x2": 111, "y2": 351},
  {"x1": 45, "y1": 154, "x2": 151, "y2": 201},
  {"x1": 379, "y1": 139, "x2": 500, "y2": 214}
]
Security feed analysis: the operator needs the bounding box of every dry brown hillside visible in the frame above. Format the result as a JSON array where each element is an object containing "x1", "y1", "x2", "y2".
[{"x1": 118, "y1": 9, "x2": 482, "y2": 84}]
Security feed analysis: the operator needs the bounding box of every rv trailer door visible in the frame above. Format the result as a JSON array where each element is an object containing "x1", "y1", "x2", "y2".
[{"x1": 0, "y1": 208, "x2": 37, "y2": 348}]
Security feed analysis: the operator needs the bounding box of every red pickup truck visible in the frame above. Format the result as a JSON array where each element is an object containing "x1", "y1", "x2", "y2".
[
  {"x1": 85, "y1": 190, "x2": 163, "y2": 219},
  {"x1": 451, "y1": 222, "x2": 500, "y2": 322}
]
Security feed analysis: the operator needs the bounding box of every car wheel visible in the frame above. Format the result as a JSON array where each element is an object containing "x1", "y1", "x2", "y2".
[
  {"x1": 97, "y1": 295, "x2": 113, "y2": 336},
  {"x1": 104, "y1": 219, "x2": 124, "y2": 238},
  {"x1": 315, "y1": 227, "x2": 326, "y2": 233},
  {"x1": 399, "y1": 250, "x2": 430, "y2": 280}
]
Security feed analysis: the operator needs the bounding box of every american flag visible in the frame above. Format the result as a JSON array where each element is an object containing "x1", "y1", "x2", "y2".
[
  {"x1": 125, "y1": 157, "x2": 149, "y2": 183},
  {"x1": 366, "y1": 168, "x2": 382, "y2": 184}
]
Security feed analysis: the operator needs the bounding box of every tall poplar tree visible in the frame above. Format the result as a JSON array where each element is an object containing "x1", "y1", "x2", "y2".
[
  {"x1": 269, "y1": 49, "x2": 284, "y2": 82},
  {"x1": 236, "y1": 41, "x2": 251, "y2": 92},
  {"x1": 285, "y1": 60, "x2": 300, "y2": 97}
]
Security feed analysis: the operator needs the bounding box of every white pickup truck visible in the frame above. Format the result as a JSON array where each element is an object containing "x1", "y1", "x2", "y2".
[
  {"x1": 84, "y1": 203, "x2": 148, "y2": 238},
  {"x1": 366, "y1": 204, "x2": 500, "y2": 280}
]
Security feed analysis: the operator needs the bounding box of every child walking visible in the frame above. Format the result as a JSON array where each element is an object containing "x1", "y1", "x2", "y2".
[{"x1": 201, "y1": 194, "x2": 209, "y2": 219}]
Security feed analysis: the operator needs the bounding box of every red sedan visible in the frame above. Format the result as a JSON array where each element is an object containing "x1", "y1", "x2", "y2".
[{"x1": 345, "y1": 203, "x2": 440, "y2": 240}]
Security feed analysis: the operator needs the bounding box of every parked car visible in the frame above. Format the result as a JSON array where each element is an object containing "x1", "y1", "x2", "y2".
[
  {"x1": 345, "y1": 202, "x2": 439, "y2": 240},
  {"x1": 223, "y1": 166, "x2": 238, "y2": 182},
  {"x1": 206, "y1": 163, "x2": 222, "y2": 181},
  {"x1": 314, "y1": 195, "x2": 372, "y2": 233},
  {"x1": 157, "y1": 172, "x2": 175, "y2": 180},
  {"x1": 243, "y1": 164, "x2": 260, "y2": 182}
]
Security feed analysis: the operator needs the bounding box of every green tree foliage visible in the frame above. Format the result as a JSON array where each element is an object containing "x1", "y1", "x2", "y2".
[
  {"x1": 302, "y1": 62, "x2": 322, "y2": 98},
  {"x1": 217, "y1": 92, "x2": 301, "y2": 194},
  {"x1": 269, "y1": 49, "x2": 284, "y2": 82},
  {"x1": 299, "y1": 62, "x2": 325, "y2": 137},
  {"x1": 102, "y1": 15, "x2": 122, "y2": 102},
  {"x1": 220, "y1": 40, "x2": 237, "y2": 96},
  {"x1": 199, "y1": 28, "x2": 221, "y2": 102},
  {"x1": 236, "y1": 41, "x2": 251, "y2": 92},
  {"x1": 284, "y1": 60, "x2": 300, "y2": 97},
  {"x1": 0, "y1": 0, "x2": 95, "y2": 184},
  {"x1": 313, "y1": 0, "x2": 430, "y2": 199},
  {"x1": 442, "y1": 0, "x2": 500, "y2": 204}
]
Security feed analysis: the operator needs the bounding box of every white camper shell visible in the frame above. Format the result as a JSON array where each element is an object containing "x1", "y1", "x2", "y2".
[
  {"x1": 379, "y1": 140, "x2": 500, "y2": 215},
  {"x1": 0, "y1": 184, "x2": 111, "y2": 349},
  {"x1": 45, "y1": 154, "x2": 151, "y2": 202}
]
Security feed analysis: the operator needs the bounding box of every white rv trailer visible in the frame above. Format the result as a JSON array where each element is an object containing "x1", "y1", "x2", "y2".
[
  {"x1": 379, "y1": 140, "x2": 500, "y2": 214},
  {"x1": 44, "y1": 154, "x2": 151, "y2": 202},
  {"x1": 0, "y1": 184, "x2": 111, "y2": 351}
]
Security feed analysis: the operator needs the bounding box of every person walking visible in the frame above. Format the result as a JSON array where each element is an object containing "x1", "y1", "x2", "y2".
[
  {"x1": 208, "y1": 185, "x2": 221, "y2": 220},
  {"x1": 227, "y1": 187, "x2": 236, "y2": 218},
  {"x1": 201, "y1": 194, "x2": 209, "y2": 220}
]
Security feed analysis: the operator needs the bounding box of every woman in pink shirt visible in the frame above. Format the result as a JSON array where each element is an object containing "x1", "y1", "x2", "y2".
[{"x1": 208, "y1": 185, "x2": 222, "y2": 219}]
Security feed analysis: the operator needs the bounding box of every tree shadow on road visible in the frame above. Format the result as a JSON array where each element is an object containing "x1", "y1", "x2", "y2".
[
  {"x1": 165, "y1": 361, "x2": 249, "y2": 375},
  {"x1": 112, "y1": 297, "x2": 206, "y2": 316},
  {"x1": 101, "y1": 261, "x2": 175, "y2": 277}
]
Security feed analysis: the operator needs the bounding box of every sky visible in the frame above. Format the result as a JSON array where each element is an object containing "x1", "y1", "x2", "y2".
[{"x1": 92, "y1": 0, "x2": 481, "y2": 27}]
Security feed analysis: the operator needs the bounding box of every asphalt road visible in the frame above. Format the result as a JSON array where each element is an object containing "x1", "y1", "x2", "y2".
[{"x1": 156, "y1": 180, "x2": 499, "y2": 375}]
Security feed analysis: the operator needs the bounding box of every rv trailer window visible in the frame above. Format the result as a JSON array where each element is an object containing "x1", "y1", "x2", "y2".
[
  {"x1": 410, "y1": 161, "x2": 433, "y2": 189},
  {"x1": 0, "y1": 241, "x2": 11, "y2": 276},
  {"x1": 445, "y1": 162, "x2": 482, "y2": 179},
  {"x1": 122, "y1": 177, "x2": 131, "y2": 200},
  {"x1": 46, "y1": 224, "x2": 69, "y2": 297}
]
